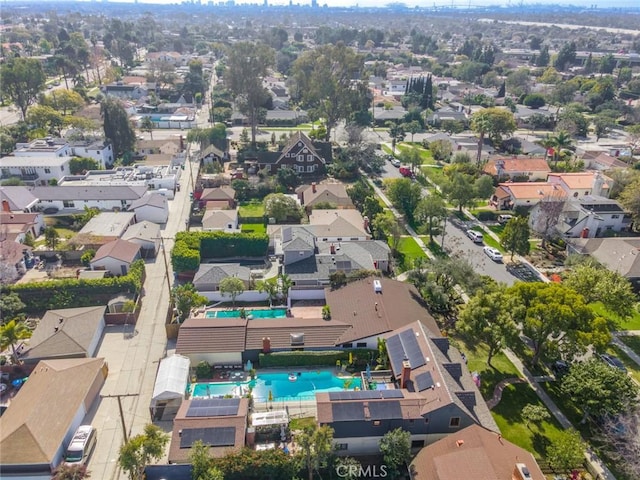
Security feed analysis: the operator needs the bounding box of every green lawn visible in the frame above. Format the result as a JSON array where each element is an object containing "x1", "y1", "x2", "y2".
[
  {"x1": 241, "y1": 223, "x2": 266, "y2": 235},
  {"x1": 289, "y1": 416, "x2": 317, "y2": 431},
  {"x1": 239, "y1": 201, "x2": 265, "y2": 218},
  {"x1": 590, "y1": 302, "x2": 640, "y2": 331},
  {"x1": 421, "y1": 165, "x2": 446, "y2": 186},
  {"x1": 419, "y1": 237, "x2": 448, "y2": 258},
  {"x1": 607, "y1": 344, "x2": 640, "y2": 384},
  {"x1": 470, "y1": 227, "x2": 504, "y2": 253},
  {"x1": 396, "y1": 143, "x2": 435, "y2": 164},
  {"x1": 492, "y1": 383, "x2": 567, "y2": 462},
  {"x1": 618, "y1": 335, "x2": 640, "y2": 356},
  {"x1": 393, "y1": 236, "x2": 427, "y2": 272}
]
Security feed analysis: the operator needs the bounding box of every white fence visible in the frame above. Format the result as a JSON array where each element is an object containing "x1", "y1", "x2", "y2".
[{"x1": 289, "y1": 288, "x2": 325, "y2": 301}]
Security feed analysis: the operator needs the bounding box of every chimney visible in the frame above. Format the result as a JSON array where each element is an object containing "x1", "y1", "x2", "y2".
[
  {"x1": 246, "y1": 427, "x2": 256, "y2": 447},
  {"x1": 311, "y1": 182, "x2": 317, "y2": 193},
  {"x1": 330, "y1": 244, "x2": 336, "y2": 254},
  {"x1": 512, "y1": 463, "x2": 532, "y2": 480},
  {"x1": 1, "y1": 200, "x2": 10, "y2": 212},
  {"x1": 400, "y1": 358, "x2": 411, "y2": 389},
  {"x1": 262, "y1": 337, "x2": 271, "y2": 353},
  {"x1": 363, "y1": 215, "x2": 370, "y2": 232}
]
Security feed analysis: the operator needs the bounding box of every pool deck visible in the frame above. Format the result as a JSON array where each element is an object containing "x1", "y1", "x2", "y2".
[
  {"x1": 192, "y1": 304, "x2": 323, "y2": 319},
  {"x1": 198, "y1": 366, "x2": 357, "y2": 385}
]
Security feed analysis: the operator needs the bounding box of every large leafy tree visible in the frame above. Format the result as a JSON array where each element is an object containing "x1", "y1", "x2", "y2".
[
  {"x1": 0, "y1": 319, "x2": 32, "y2": 364},
  {"x1": 546, "y1": 430, "x2": 585, "y2": 472},
  {"x1": 561, "y1": 359, "x2": 638, "y2": 423},
  {"x1": 40, "y1": 89, "x2": 85, "y2": 116},
  {"x1": 414, "y1": 195, "x2": 447, "y2": 244},
  {"x1": 224, "y1": 42, "x2": 275, "y2": 147},
  {"x1": 0, "y1": 292, "x2": 26, "y2": 320},
  {"x1": 530, "y1": 194, "x2": 565, "y2": 248},
  {"x1": 384, "y1": 178, "x2": 422, "y2": 224},
  {"x1": 264, "y1": 193, "x2": 303, "y2": 222},
  {"x1": 295, "y1": 424, "x2": 334, "y2": 480},
  {"x1": 442, "y1": 172, "x2": 476, "y2": 213},
  {"x1": 470, "y1": 108, "x2": 516, "y2": 166},
  {"x1": 563, "y1": 264, "x2": 636, "y2": 321},
  {"x1": 291, "y1": 43, "x2": 368, "y2": 141},
  {"x1": 172, "y1": 283, "x2": 207, "y2": 323},
  {"x1": 0, "y1": 57, "x2": 46, "y2": 119},
  {"x1": 189, "y1": 440, "x2": 224, "y2": 480},
  {"x1": 118, "y1": 424, "x2": 169, "y2": 480},
  {"x1": 620, "y1": 177, "x2": 640, "y2": 227},
  {"x1": 379, "y1": 428, "x2": 411, "y2": 479},
  {"x1": 506, "y1": 282, "x2": 610, "y2": 366},
  {"x1": 457, "y1": 287, "x2": 518, "y2": 367},
  {"x1": 218, "y1": 277, "x2": 245, "y2": 308},
  {"x1": 101, "y1": 97, "x2": 136, "y2": 161},
  {"x1": 499, "y1": 216, "x2": 530, "y2": 260}
]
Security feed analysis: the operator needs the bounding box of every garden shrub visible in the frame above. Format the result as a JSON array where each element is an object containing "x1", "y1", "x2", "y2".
[
  {"x1": 195, "y1": 361, "x2": 211, "y2": 379},
  {"x1": 476, "y1": 211, "x2": 496, "y2": 221}
]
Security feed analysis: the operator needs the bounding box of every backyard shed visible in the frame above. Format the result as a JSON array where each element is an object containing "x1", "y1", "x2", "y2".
[{"x1": 150, "y1": 354, "x2": 191, "y2": 421}]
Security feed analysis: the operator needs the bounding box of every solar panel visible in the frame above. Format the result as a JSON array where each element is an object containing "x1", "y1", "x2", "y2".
[
  {"x1": 187, "y1": 398, "x2": 240, "y2": 417},
  {"x1": 180, "y1": 427, "x2": 236, "y2": 448},
  {"x1": 415, "y1": 372, "x2": 434, "y2": 392},
  {"x1": 329, "y1": 390, "x2": 404, "y2": 401},
  {"x1": 385, "y1": 334, "x2": 405, "y2": 373},
  {"x1": 399, "y1": 330, "x2": 426, "y2": 369},
  {"x1": 380, "y1": 390, "x2": 403, "y2": 399},
  {"x1": 332, "y1": 402, "x2": 365, "y2": 421},
  {"x1": 368, "y1": 400, "x2": 402, "y2": 420}
]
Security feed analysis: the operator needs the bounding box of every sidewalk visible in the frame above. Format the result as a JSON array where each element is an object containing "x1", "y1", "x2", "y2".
[
  {"x1": 612, "y1": 332, "x2": 640, "y2": 368},
  {"x1": 503, "y1": 349, "x2": 617, "y2": 480}
]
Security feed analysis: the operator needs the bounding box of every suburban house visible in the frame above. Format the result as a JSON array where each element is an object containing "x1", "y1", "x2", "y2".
[
  {"x1": 316, "y1": 319, "x2": 497, "y2": 455},
  {"x1": 308, "y1": 209, "x2": 371, "y2": 241},
  {"x1": 202, "y1": 207, "x2": 240, "y2": 232},
  {"x1": 136, "y1": 139, "x2": 183, "y2": 157},
  {"x1": 21, "y1": 306, "x2": 106, "y2": 365},
  {"x1": 583, "y1": 151, "x2": 629, "y2": 171},
  {"x1": 0, "y1": 358, "x2": 108, "y2": 475},
  {"x1": 409, "y1": 424, "x2": 545, "y2": 480},
  {"x1": 554, "y1": 195, "x2": 632, "y2": 238},
  {"x1": 0, "y1": 186, "x2": 40, "y2": 212},
  {"x1": 296, "y1": 183, "x2": 354, "y2": 210},
  {"x1": 199, "y1": 144, "x2": 227, "y2": 166},
  {"x1": 13, "y1": 138, "x2": 72, "y2": 157},
  {"x1": 192, "y1": 263, "x2": 251, "y2": 292},
  {"x1": 122, "y1": 221, "x2": 161, "y2": 257},
  {"x1": 0, "y1": 212, "x2": 44, "y2": 242},
  {"x1": 199, "y1": 186, "x2": 236, "y2": 208},
  {"x1": 90, "y1": 238, "x2": 142, "y2": 276},
  {"x1": 482, "y1": 157, "x2": 551, "y2": 181},
  {"x1": 176, "y1": 278, "x2": 438, "y2": 365},
  {"x1": 566, "y1": 237, "x2": 640, "y2": 288},
  {"x1": 68, "y1": 140, "x2": 114, "y2": 169},
  {"x1": 168, "y1": 397, "x2": 249, "y2": 463},
  {"x1": 75, "y1": 212, "x2": 137, "y2": 248},
  {"x1": 490, "y1": 183, "x2": 565, "y2": 210},
  {"x1": 547, "y1": 171, "x2": 611, "y2": 198},
  {"x1": 101, "y1": 82, "x2": 151, "y2": 99},
  {"x1": 150, "y1": 354, "x2": 191, "y2": 421},
  {"x1": 0, "y1": 155, "x2": 71, "y2": 186},
  {"x1": 30, "y1": 185, "x2": 148, "y2": 213},
  {"x1": 129, "y1": 193, "x2": 169, "y2": 224},
  {"x1": 256, "y1": 131, "x2": 330, "y2": 174}
]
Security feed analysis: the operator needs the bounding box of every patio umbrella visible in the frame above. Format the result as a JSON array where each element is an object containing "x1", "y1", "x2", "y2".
[{"x1": 245, "y1": 360, "x2": 253, "y2": 372}]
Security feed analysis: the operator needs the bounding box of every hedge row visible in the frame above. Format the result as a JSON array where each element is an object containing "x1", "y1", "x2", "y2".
[
  {"x1": 171, "y1": 231, "x2": 269, "y2": 272},
  {"x1": 258, "y1": 349, "x2": 376, "y2": 368},
  {"x1": 5, "y1": 260, "x2": 145, "y2": 313}
]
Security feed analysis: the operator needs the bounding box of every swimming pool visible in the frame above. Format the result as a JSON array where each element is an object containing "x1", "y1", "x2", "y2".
[
  {"x1": 205, "y1": 308, "x2": 287, "y2": 319},
  {"x1": 192, "y1": 371, "x2": 361, "y2": 401}
]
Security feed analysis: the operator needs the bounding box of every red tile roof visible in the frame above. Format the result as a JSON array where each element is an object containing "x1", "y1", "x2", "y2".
[{"x1": 483, "y1": 157, "x2": 550, "y2": 176}]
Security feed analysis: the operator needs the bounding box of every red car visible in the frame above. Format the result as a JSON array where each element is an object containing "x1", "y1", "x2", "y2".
[{"x1": 399, "y1": 166, "x2": 413, "y2": 178}]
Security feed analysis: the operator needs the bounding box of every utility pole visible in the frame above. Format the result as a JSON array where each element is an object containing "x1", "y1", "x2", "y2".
[
  {"x1": 102, "y1": 393, "x2": 139, "y2": 443},
  {"x1": 157, "y1": 236, "x2": 172, "y2": 296}
]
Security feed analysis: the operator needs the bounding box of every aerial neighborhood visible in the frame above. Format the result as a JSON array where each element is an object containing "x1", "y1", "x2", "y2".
[{"x1": 2, "y1": 2, "x2": 640, "y2": 480}]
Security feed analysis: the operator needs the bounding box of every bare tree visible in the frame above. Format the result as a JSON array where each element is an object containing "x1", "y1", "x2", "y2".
[
  {"x1": 597, "y1": 408, "x2": 640, "y2": 479},
  {"x1": 529, "y1": 194, "x2": 565, "y2": 249}
]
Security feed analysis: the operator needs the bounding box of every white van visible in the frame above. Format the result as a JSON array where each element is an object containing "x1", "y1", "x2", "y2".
[
  {"x1": 64, "y1": 425, "x2": 97, "y2": 465},
  {"x1": 466, "y1": 230, "x2": 484, "y2": 244}
]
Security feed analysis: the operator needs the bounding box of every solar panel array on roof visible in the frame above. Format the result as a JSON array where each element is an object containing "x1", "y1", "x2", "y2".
[
  {"x1": 335, "y1": 260, "x2": 352, "y2": 270},
  {"x1": 415, "y1": 372, "x2": 435, "y2": 392},
  {"x1": 368, "y1": 401, "x2": 403, "y2": 420},
  {"x1": 186, "y1": 398, "x2": 240, "y2": 417},
  {"x1": 399, "y1": 329, "x2": 426, "y2": 369},
  {"x1": 328, "y1": 390, "x2": 403, "y2": 401},
  {"x1": 180, "y1": 427, "x2": 236, "y2": 448},
  {"x1": 332, "y1": 402, "x2": 365, "y2": 422},
  {"x1": 386, "y1": 334, "x2": 405, "y2": 373}
]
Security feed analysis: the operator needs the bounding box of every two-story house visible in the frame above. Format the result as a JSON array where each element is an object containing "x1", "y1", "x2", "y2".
[
  {"x1": 554, "y1": 195, "x2": 632, "y2": 238},
  {"x1": 0, "y1": 156, "x2": 71, "y2": 186},
  {"x1": 258, "y1": 132, "x2": 330, "y2": 175}
]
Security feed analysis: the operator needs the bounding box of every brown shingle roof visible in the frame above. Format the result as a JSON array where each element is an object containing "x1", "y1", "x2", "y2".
[
  {"x1": 410, "y1": 424, "x2": 545, "y2": 480},
  {"x1": 91, "y1": 238, "x2": 141, "y2": 263},
  {"x1": 168, "y1": 397, "x2": 249, "y2": 463},
  {"x1": 200, "y1": 186, "x2": 236, "y2": 202},
  {"x1": 0, "y1": 358, "x2": 107, "y2": 468},
  {"x1": 326, "y1": 278, "x2": 439, "y2": 344},
  {"x1": 176, "y1": 318, "x2": 247, "y2": 355},
  {"x1": 245, "y1": 317, "x2": 351, "y2": 350}
]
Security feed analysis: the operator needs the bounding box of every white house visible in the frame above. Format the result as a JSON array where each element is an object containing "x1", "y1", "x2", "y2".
[
  {"x1": 202, "y1": 207, "x2": 240, "y2": 232},
  {"x1": 555, "y1": 195, "x2": 632, "y2": 238},
  {"x1": 0, "y1": 156, "x2": 71, "y2": 186},
  {"x1": 129, "y1": 193, "x2": 169, "y2": 224},
  {"x1": 122, "y1": 221, "x2": 161, "y2": 256},
  {"x1": 30, "y1": 185, "x2": 148, "y2": 213},
  {"x1": 69, "y1": 140, "x2": 115, "y2": 169},
  {"x1": 90, "y1": 238, "x2": 141, "y2": 276},
  {"x1": 13, "y1": 138, "x2": 72, "y2": 157}
]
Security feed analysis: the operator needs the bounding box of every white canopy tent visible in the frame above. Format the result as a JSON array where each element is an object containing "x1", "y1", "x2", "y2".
[{"x1": 150, "y1": 354, "x2": 190, "y2": 421}]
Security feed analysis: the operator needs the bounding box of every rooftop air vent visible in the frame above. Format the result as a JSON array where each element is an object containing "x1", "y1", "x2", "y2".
[{"x1": 373, "y1": 279, "x2": 382, "y2": 293}]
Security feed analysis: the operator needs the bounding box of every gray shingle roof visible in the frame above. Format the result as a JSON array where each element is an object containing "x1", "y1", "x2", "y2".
[
  {"x1": 30, "y1": 185, "x2": 148, "y2": 201},
  {"x1": 193, "y1": 263, "x2": 251, "y2": 286}
]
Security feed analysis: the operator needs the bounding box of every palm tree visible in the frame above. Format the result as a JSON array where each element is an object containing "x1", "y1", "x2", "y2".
[
  {"x1": 471, "y1": 112, "x2": 492, "y2": 167},
  {"x1": 257, "y1": 279, "x2": 279, "y2": 307},
  {"x1": 278, "y1": 274, "x2": 293, "y2": 306},
  {"x1": 0, "y1": 319, "x2": 32, "y2": 364},
  {"x1": 550, "y1": 130, "x2": 573, "y2": 169},
  {"x1": 536, "y1": 134, "x2": 555, "y2": 162}
]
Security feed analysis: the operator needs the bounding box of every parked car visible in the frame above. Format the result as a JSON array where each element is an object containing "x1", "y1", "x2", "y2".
[
  {"x1": 466, "y1": 230, "x2": 484, "y2": 244},
  {"x1": 599, "y1": 354, "x2": 627, "y2": 373},
  {"x1": 551, "y1": 360, "x2": 570, "y2": 376},
  {"x1": 497, "y1": 214, "x2": 513, "y2": 224},
  {"x1": 390, "y1": 158, "x2": 401, "y2": 167},
  {"x1": 483, "y1": 246, "x2": 503, "y2": 262},
  {"x1": 399, "y1": 166, "x2": 413, "y2": 178}
]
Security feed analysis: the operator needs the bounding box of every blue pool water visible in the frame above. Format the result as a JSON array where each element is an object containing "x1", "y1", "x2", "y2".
[
  {"x1": 192, "y1": 371, "x2": 361, "y2": 401},
  {"x1": 205, "y1": 308, "x2": 287, "y2": 319}
]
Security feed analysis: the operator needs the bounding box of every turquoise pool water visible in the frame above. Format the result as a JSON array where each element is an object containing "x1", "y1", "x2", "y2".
[
  {"x1": 192, "y1": 371, "x2": 361, "y2": 401},
  {"x1": 205, "y1": 308, "x2": 287, "y2": 319}
]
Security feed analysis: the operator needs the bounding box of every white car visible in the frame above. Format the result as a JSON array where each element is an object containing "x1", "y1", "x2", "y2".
[
  {"x1": 390, "y1": 158, "x2": 401, "y2": 167},
  {"x1": 483, "y1": 246, "x2": 503, "y2": 262},
  {"x1": 466, "y1": 230, "x2": 484, "y2": 244}
]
